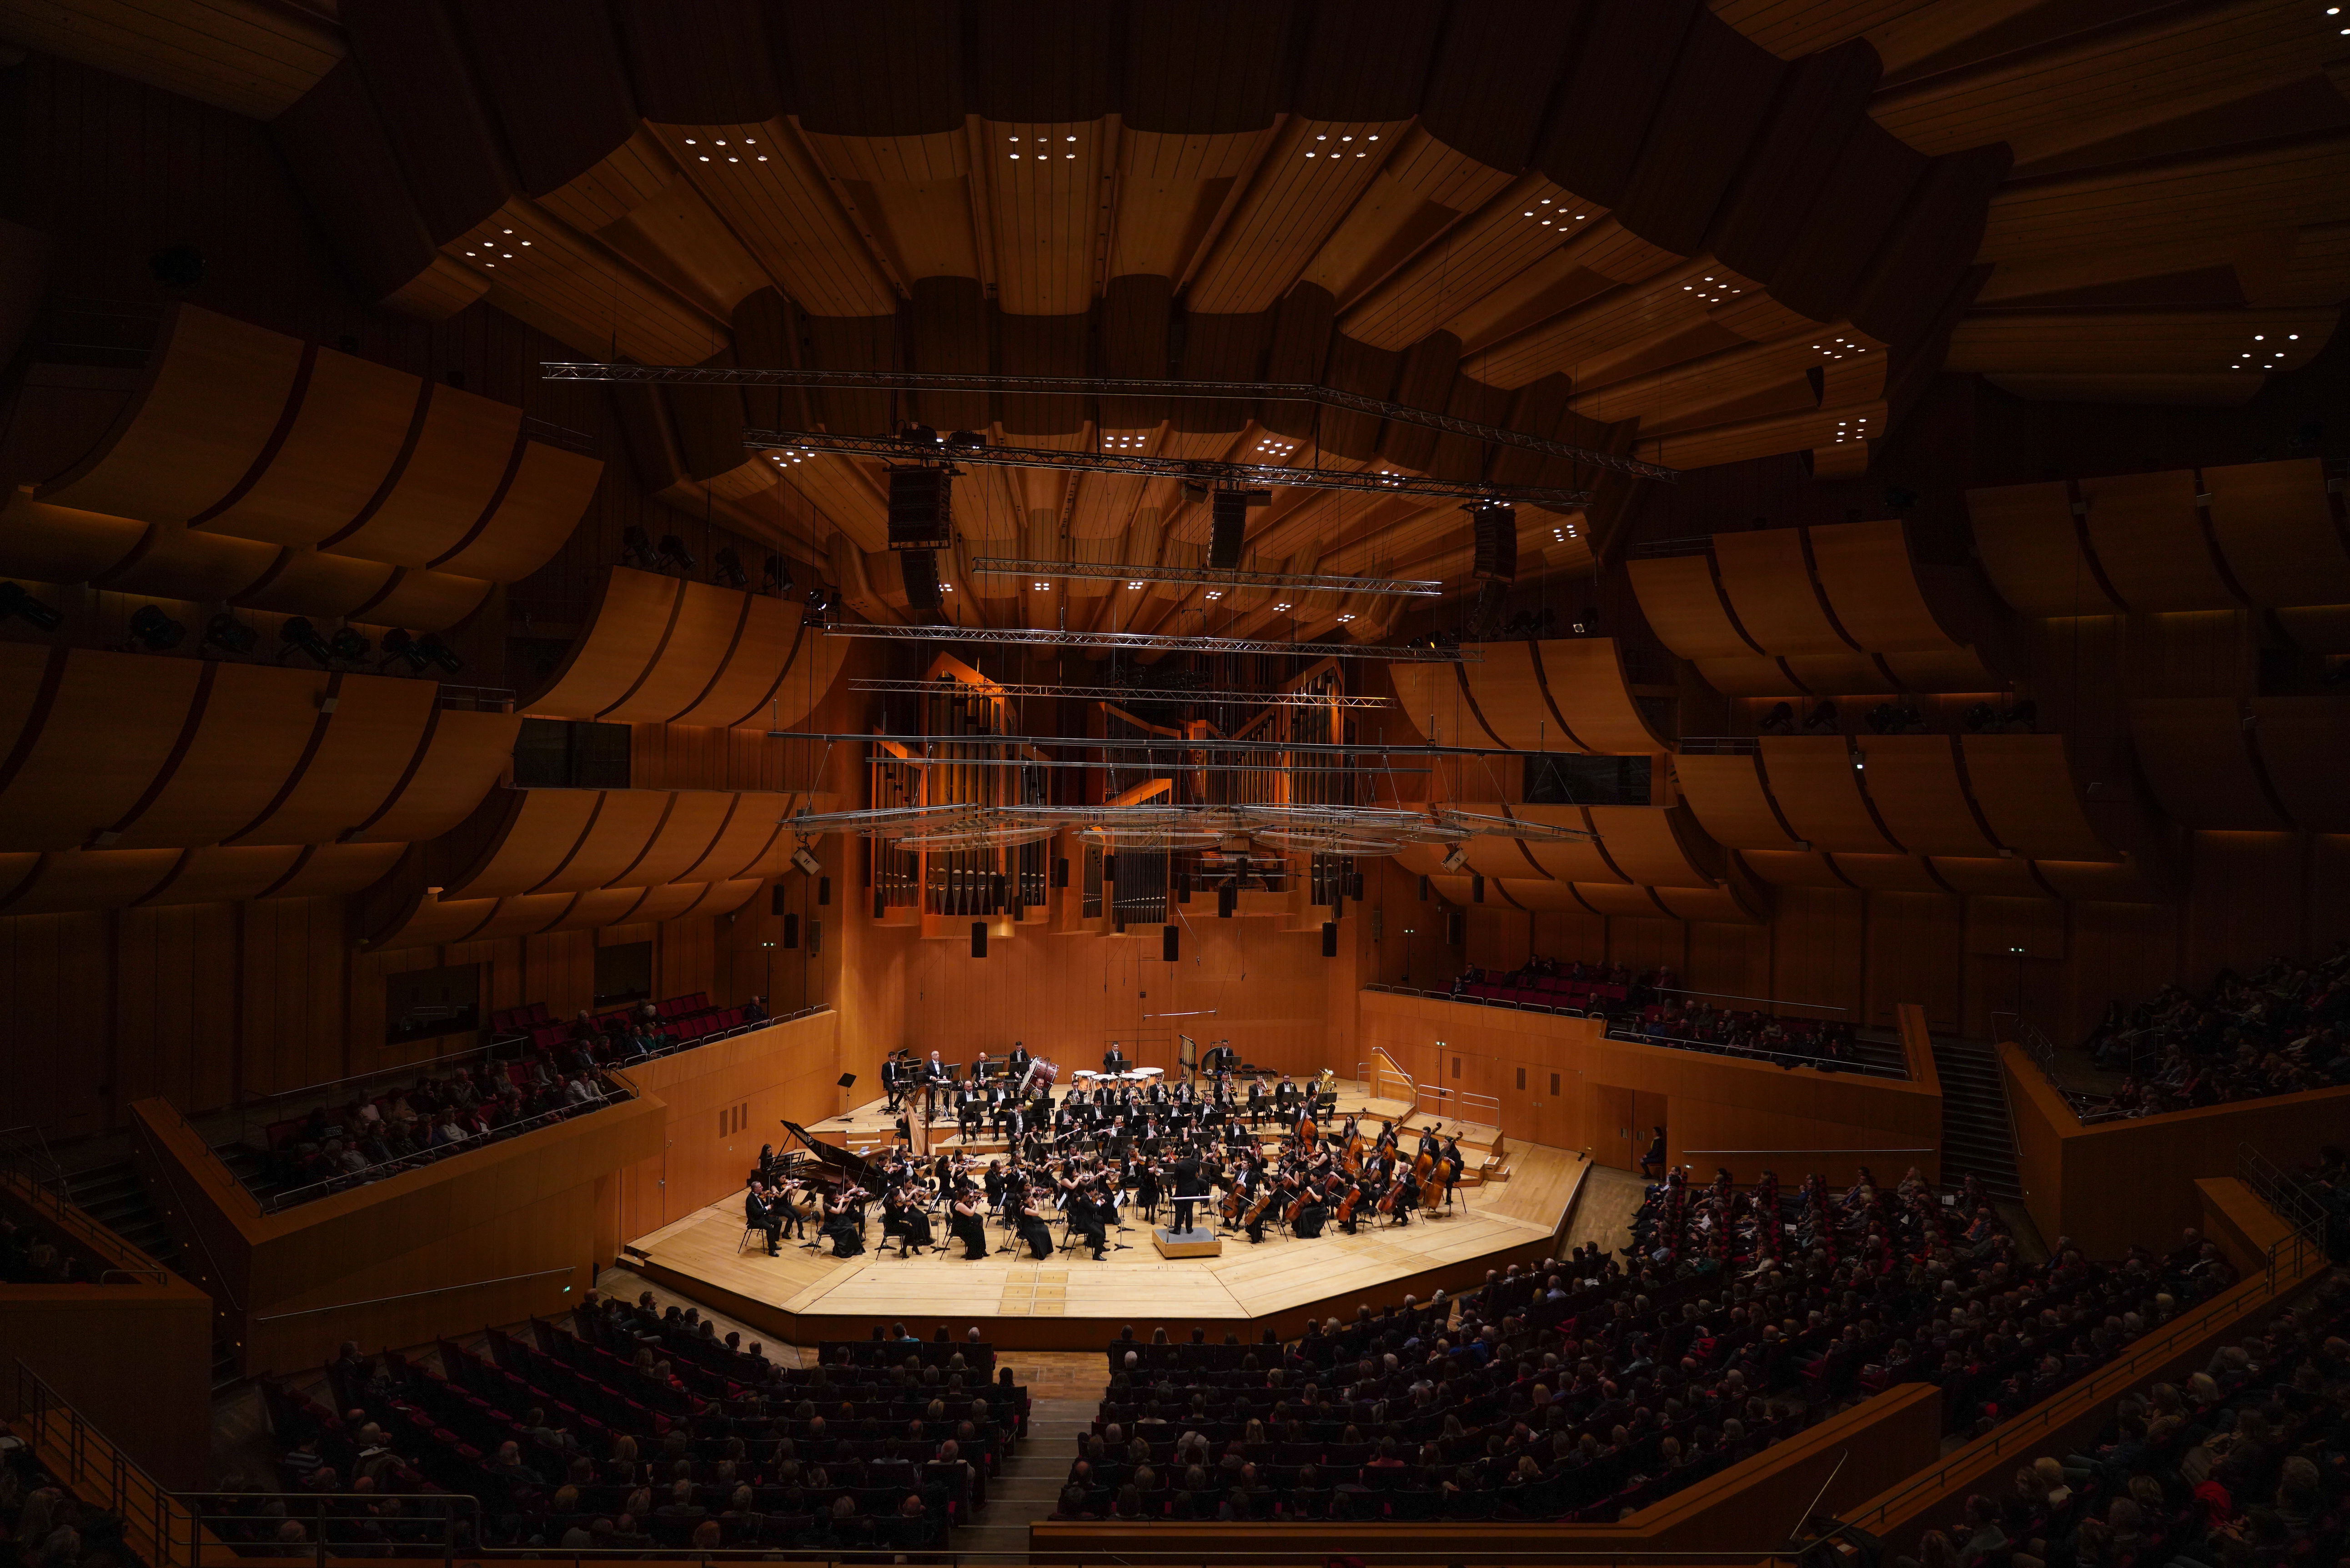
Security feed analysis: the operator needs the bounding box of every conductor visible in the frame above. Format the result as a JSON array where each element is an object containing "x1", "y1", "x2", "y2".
[{"x1": 1170, "y1": 1152, "x2": 1208, "y2": 1233}]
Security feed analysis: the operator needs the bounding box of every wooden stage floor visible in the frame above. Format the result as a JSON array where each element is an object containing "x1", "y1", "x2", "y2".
[{"x1": 628, "y1": 1085, "x2": 1587, "y2": 1350}]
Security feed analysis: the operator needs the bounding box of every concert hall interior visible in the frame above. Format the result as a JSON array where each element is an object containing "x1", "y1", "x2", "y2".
[{"x1": 3, "y1": 2, "x2": 2350, "y2": 1563}]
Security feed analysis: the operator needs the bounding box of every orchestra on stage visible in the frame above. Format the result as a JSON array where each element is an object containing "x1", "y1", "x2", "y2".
[{"x1": 746, "y1": 1045, "x2": 1470, "y2": 1264}]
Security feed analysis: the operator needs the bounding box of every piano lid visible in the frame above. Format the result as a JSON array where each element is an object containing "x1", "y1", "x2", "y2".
[{"x1": 778, "y1": 1120, "x2": 877, "y2": 1186}]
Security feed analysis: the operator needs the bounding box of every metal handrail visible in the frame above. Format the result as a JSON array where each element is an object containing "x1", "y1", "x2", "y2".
[
  {"x1": 0, "y1": 1157, "x2": 179, "y2": 1283},
  {"x1": 1606, "y1": 1024, "x2": 1906, "y2": 1079},
  {"x1": 129, "y1": 1112, "x2": 249, "y2": 1306},
  {"x1": 253, "y1": 1263, "x2": 577, "y2": 1322},
  {"x1": 1680, "y1": 1147, "x2": 1938, "y2": 1156},
  {"x1": 16, "y1": 1359, "x2": 481, "y2": 1568},
  {"x1": 1841, "y1": 1157, "x2": 2332, "y2": 1537},
  {"x1": 1648, "y1": 985, "x2": 1849, "y2": 1014},
  {"x1": 256, "y1": 1072, "x2": 631, "y2": 1213}
]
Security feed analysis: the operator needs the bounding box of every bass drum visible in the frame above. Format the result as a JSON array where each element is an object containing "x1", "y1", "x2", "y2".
[{"x1": 1025, "y1": 1059, "x2": 1060, "y2": 1091}]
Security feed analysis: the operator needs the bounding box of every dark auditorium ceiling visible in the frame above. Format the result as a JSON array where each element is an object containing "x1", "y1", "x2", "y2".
[{"x1": 2, "y1": 0, "x2": 2345, "y2": 640}]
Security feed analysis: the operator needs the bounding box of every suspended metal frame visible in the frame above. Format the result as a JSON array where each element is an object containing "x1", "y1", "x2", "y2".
[
  {"x1": 966, "y1": 557, "x2": 1441, "y2": 597},
  {"x1": 748, "y1": 428, "x2": 1593, "y2": 506},
  {"x1": 784, "y1": 801, "x2": 1597, "y2": 855},
  {"x1": 776, "y1": 731, "x2": 1554, "y2": 760},
  {"x1": 538, "y1": 362, "x2": 1680, "y2": 481},
  {"x1": 813, "y1": 622, "x2": 1473, "y2": 661},
  {"x1": 847, "y1": 678, "x2": 1397, "y2": 709}
]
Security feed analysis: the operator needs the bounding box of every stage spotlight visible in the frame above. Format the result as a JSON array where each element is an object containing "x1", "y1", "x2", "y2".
[
  {"x1": 202, "y1": 613, "x2": 258, "y2": 656},
  {"x1": 327, "y1": 626, "x2": 372, "y2": 663},
  {"x1": 620, "y1": 525, "x2": 657, "y2": 567},
  {"x1": 277, "y1": 617, "x2": 335, "y2": 667},
  {"x1": 0, "y1": 582, "x2": 65, "y2": 631},
  {"x1": 129, "y1": 604, "x2": 186, "y2": 650},
  {"x1": 761, "y1": 553, "x2": 792, "y2": 596},
  {"x1": 377, "y1": 628, "x2": 429, "y2": 673},
  {"x1": 714, "y1": 547, "x2": 748, "y2": 588},
  {"x1": 412, "y1": 633, "x2": 463, "y2": 675},
  {"x1": 655, "y1": 533, "x2": 698, "y2": 573},
  {"x1": 805, "y1": 584, "x2": 837, "y2": 622},
  {"x1": 944, "y1": 429, "x2": 987, "y2": 449}
]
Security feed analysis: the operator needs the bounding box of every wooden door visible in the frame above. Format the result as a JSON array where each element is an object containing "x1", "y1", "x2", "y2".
[{"x1": 1593, "y1": 1084, "x2": 1637, "y2": 1170}]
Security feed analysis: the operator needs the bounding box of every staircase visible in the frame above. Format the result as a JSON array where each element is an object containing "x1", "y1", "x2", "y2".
[
  {"x1": 951, "y1": 1397, "x2": 1092, "y2": 1558},
  {"x1": 1930, "y1": 1038, "x2": 2022, "y2": 1200},
  {"x1": 1849, "y1": 1031, "x2": 1910, "y2": 1076},
  {"x1": 62, "y1": 1158, "x2": 244, "y2": 1392}
]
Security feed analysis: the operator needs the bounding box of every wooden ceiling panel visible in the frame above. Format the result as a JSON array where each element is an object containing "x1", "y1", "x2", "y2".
[
  {"x1": 1636, "y1": 397, "x2": 1887, "y2": 468},
  {"x1": 612, "y1": 0, "x2": 784, "y2": 125},
  {"x1": 1537, "y1": 638, "x2": 1674, "y2": 754},
  {"x1": 1189, "y1": 119, "x2": 1412, "y2": 314},
  {"x1": 1712, "y1": 529, "x2": 1851, "y2": 656},
  {"x1": 1870, "y1": 0, "x2": 2338, "y2": 166},
  {"x1": 270, "y1": 60, "x2": 441, "y2": 305},
  {"x1": 654, "y1": 122, "x2": 896, "y2": 316},
  {"x1": 779, "y1": 1, "x2": 962, "y2": 136},
  {"x1": 1709, "y1": 40, "x2": 1880, "y2": 284},
  {"x1": 1672, "y1": 751, "x2": 1803, "y2": 849},
  {"x1": 1419, "y1": 0, "x2": 1585, "y2": 173},
  {"x1": 1981, "y1": 134, "x2": 2350, "y2": 264},
  {"x1": 909, "y1": 276, "x2": 991, "y2": 432},
  {"x1": 1710, "y1": 0, "x2": 1930, "y2": 62},
  {"x1": 1122, "y1": 0, "x2": 1294, "y2": 136},
  {"x1": 1768, "y1": 120, "x2": 1926, "y2": 324},
  {"x1": 1963, "y1": 479, "x2": 2128, "y2": 617},
  {"x1": 981, "y1": 119, "x2": 1110, "y2": 316},
  {"x1": 0, "y1": 0, "x2": 341, "y2": 119},
  {"x1": 1109, "y1": 129, "x2": 1267, "y2": 280},
  {"x1": 195, "y1": 348, "x2": 420, "y2": 550},
  {"x1": 318, "y1": 382, "x2": 522, "y2": 571},
  {"x1": 229, "y1": 675, "x2": 439, "y2": 847},
  {"x1": 0, "y1": 648, "x2": 205, "y2": 852},
  {"x1": 801, "y1": 314, "x2": 903, "y2": 438},
  {"x1": 451, "y1": 0, "x2": 638, "y2": 197},
  {"x1": 1948, "y1": 307, "x2": 2335, "y2": 375},
  {"x1": 446, "y1": 198, "x2": 730, "y2": 363},
  {"x1": 1465, "y1": 257, "x2": 1757, "y2": 389},
  {"x1": 108, "y1": 663, "x2": 335, "y2": 850},
  {"x1": 1808, "y1": 519, "x2": 1970, "y2": 653},
  {"x1": 601, "y1": 177, "x2": 774, "y2": 319},
  {"x1": 966, "y1": 0, "x2": 1115, "y2": 123},
  {"x1": 1345, "y1": 176, "x2": 1608, "y2": 351},
  {"x1": 340, "y1": 0, "x2": 517, "y2": 246},
  {"x1": 1959, "y1": 734, "x2": 2121, "y2": 861},
  {"x1": 1615, "y1": 14, "x2": 1789, "y2": 257},
  {"x1": 432, "y1": 440, "x2": 603, "y2": 583},
  {"x1": 1630, "y1": 555, "x2": 1758, "y2": 661},
  {"x1": 1536, "y1": 0, "x2": 1705, "y2": 209},
  {"x1": 1294, "y1": 0, "x2": 1446, "y2": 121}
]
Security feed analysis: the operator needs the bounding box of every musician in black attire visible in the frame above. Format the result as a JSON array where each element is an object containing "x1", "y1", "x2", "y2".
[
  {"x1": 744, "y1": 1181, "x2": 782, "y2": 1255},
  {"x1": 1245, "y1": 1078, "x2": 1268, "y2": 1128},
  {"x1": 1005, "y1": 1041, "x2": 1031, "y2": 1080},
  {"x1": 881, "y1": 1055, "x2": 905, "y2": 1112},
  {"x1": 1011, "y1": 1187, "x2": 1055, "y2": 1259},
  {"x1": 1101, "y1": 1042, "x2": 1130, "y2": 1073},
  {"x1": 947, "y1": 1186, "x2": 989, "y2": 1259},
  {"x1": 1133, "y1": 1159, "x2": 1162, "y2": 1221},
  {"x1": 882, "y1": 1181, "x2": 934, "y2": 1256},
  {"x1": 822, "y1": 1188, "x2": 866, "y2": 1256},
  {"x1": 1066, "y1": 1182, "x2": 1108, "y2": 1259}
]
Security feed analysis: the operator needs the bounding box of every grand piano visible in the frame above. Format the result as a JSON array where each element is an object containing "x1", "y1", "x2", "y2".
[{"x1": 777, "y1": 1120, "x2": 879, "y2": 1205}]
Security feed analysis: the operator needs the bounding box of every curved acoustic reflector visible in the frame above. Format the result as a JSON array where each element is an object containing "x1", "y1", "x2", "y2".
[{"x1": 523, "y1": 567, "x2": 848, "y2": 729}]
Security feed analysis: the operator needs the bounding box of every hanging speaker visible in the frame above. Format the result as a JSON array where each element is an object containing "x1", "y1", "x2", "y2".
[
  {"x1": 1051, "y1": 857, "x2": 1069, "y2": 889},
  {"x1": 770, "y1": 884, "x2": 789, "y2": 916},
  {"x1": 1444, "y1": 909, "x2": 1465, "y2": 945},
  {"x1": 887, "y1": 465, "x2": 952, "y2": 550},
  {"x1": 1472, "y1": 873, "x2": 1485, "y2": 904},
  {"x1": 782, "y1": 913, "x2": 800, "y2": 949},
  {"x1": 1321, "y1": 921, "x2": 1338, "y2": 958},
  {"x1": 1349, "y1": 871, "x2": 1365, "y2": 900},
  {"x1": 1206, "y1": 488, "x2": 1269, "y2": 569},
  {"x1": 970, "y1": 921, "x2": 988, "y2": 958},
  {"x1": 1103, "y1": 854, "x2": 1118, "y2": 883},
  {"x1": 1419, "y1": 874, "x2": 1430, "y2": 901},
  {"x1": 1218, "y1": 881, "x2": 1237, "y2": 918},
  {"x1": 1471, "y1": 502, "x2": 1518, "y2": 581},
  {"x1": 1162, "y1": 925, "x2": 1180, "y2": 962},
  {"x1": 818, "y1": 876, "x2": 831, "y2": 906},
  {"x1": 899, "y1": 548, "x2": 942, "y2": 618}
]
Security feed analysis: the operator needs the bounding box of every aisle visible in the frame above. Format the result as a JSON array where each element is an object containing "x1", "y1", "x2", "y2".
[{"x1": 954, "y1": 1351, "x2": 1106, "y2": 1558}]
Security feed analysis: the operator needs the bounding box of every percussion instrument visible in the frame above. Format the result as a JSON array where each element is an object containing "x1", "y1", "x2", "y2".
[{"x1": 1025, "y1": 1059, "x2": 1060, "y2": 1091}]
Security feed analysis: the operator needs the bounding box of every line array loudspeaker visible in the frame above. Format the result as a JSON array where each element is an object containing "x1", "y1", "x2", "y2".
[
  {"x1": 1051, "y1": 857, "x2": 1069, "y2": 889},
  {"x1": 886, "y1": 465, "x2": 952, "y2": 550},
  {"x1": 1103, "y1": 853, "x2": 1118, "y2": 883},
  {"x1": 1207, "y1": 487, "x2": 1269, "y2": 569},
  {"x1": 1471, "y1": 502, "x2": 1517, "y2": 581},
  {"x1": 1218, "y1": 881, "x2": 1237, "y2": 918},
  {"x1": 899, "y1": 548, "x2": 942, "y2": 618},
  {"x1": 770, "y1": 884, "x2": 788, "y2": 916},
  {"x1": 1163, "y1": 925, "x2": 1179, "y2": 962},
  {"x1": 818, "y1": 876, "x2": 831, "y2": 906},
  {"x1": 1419, "y1": 874, "x2": 1430, "y2": 901},
  {"x1": 971, "y1": 921, "x2": 988, "y2": 958},
  {"x1": 1471, "y1": 873, "x2": 1485, "y2": 904},
  {"x1": 1444, "y1": 909, "x2": 1465, "y2": 945},
  {"x1": 1321, "y1": 921, "x2": 1338, "y2": 958},
  {"x1": 782, "y1": 914, "x2": 800, "y2": 949}
]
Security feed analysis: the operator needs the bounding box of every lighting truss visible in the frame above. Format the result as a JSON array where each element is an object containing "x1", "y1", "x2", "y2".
[
  {"x1": 968, "y1": 557, "x2": 1439, "y2": 597},
  {"x1": 792, "y1": 731, "x2": 1521, "y2": 759},
  {"x1": 783, "y1": 802, "x2": 1595, "y2": 855},
  {"x1": 814, "y1": 622, "x2": 1472, "y2": 661},
  {"x1": 847, "y1": 678, "x2": 1396, "y2": 708},
  {"x1": 540, "y1": 362, "x2": 1679, "y2": 481},
  {"x1": 746, "y1": 428, "x2": 1592, "y2": 507}
]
